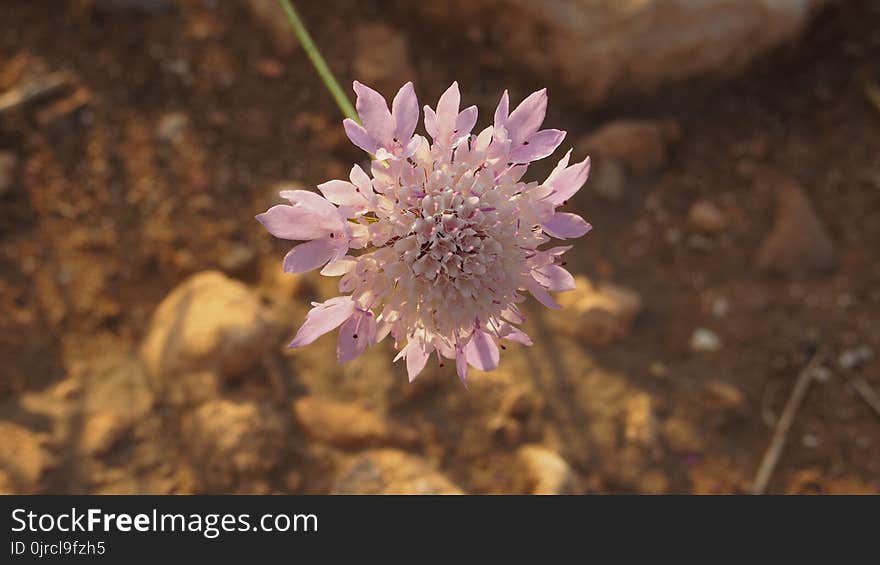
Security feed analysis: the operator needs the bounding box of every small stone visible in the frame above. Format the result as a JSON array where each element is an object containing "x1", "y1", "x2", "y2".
[
  {"x1": 591, "y1": 157, "x2": 626, "y2": 201},
  {"x1": 661, "y1": 416, "x2": 703, "y2": 453},
  {"x1": 690, "y1": 328, "x2": 722, "y2": 353},
  {"x1": 801, "y1": 433, "x2": 819, "y2": 449},
  {"x1": 255, "y1": 58, "x2": 285, "y2": 78},
  {"x1": 756, "y1": 174, "x2": 836, "y2": 275},
  {"x1": 140, "y1": 271, "x2": 276, "y2": 381},
  {"x1": 711, "y1": 296, "x2": 730, "y2": 319},
  {"x1": 579, "y1": 119, "x2": 679, "y2": 175},
  {"x1": 624, "y1": 393, "x2": 657, "y2": 447},
  {"x1": 838, "y1": 346, "x2": 874, "y2": 370},
  {"x1": 700, "y1": 380, "x2": 746, "y2": 414},
  {"x1": 82, "y1": 411, "x2": 129, "y2": 457},
  {"x1": 552, "y1": 276, "x2": 641, "y2": 346},
  {"x1": 292, "y1": 397, "x2": 420, "y2": 449},
  {"x1": 516, "y1": 445, "x2": 581, "y2": 495},
  {"x1": 353, "y1": 23, "x2": 415, "y2": 96},
  {"x1": 183, "y1": 400, "x2": 285, "y2": 492},
  {"x1": 649, "y1": 361, "x2": 668, "y2": 378},
  {"x1": 0, "y1": 151, "x2": 17, "y2": 195},
  {"x1": 156, "y1": 112, "x2": 188, "y2": 144},
  {"x1": 0, "y1": 422, "x2": 53, "y2": 494},
  {"x1": 332, "y1": 449, "x2": 462, "y2": 494},
  {"x1": 688, "y1": 200, "x2": 728, "y2": 234}
]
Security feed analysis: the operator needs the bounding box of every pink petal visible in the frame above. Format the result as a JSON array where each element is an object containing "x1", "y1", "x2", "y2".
[
  {"x1": 317, "y1": 180, "x2": 366, "y2": 207},
  {"x1": 392, "y1": 82, "x2": 419, "y2": 143},
  {"x1": 435, "y1": 82, "x2": 461, "y2": 138},
  {"x1": 343, "y1": 119, "x2": 379, "y2": 154},
  {"x1": 337, "y1": 311, "x2": 376, "y2": 363},
  {"x1": 283, "y1": 238, "x2": 339, "y2": 273},
  {"x1": 547, "y1": 156, "x2": 591, "y2": 205},
  {"x1": 289, "y1": 296, "x2": 355, "y2": 348},
  {"x1": 455, "y1": 105, "x2": 478, "y2": 139},
  {"x1": 256, "y1": 202, "x2": 340, "y2": 241},
  {"x1": 533, "y1": 264, "x2": 576, "y2": 291},
  {"x1": 349, "y1": 164, "x2": 373, "y2": 194},
  {"x1": 464, "y1": 329, "x2": 500, "y2": 372},
  {"x1": 353, "y1": 81, "x2": 393, "y2": 144},
  {"x1": 497, "y1": 323, "x2": 533, "y2": 346},
  {"x1": 405, "y1": 339, "x2": 430, "y2": 382},
  {"x1": 506, "y1": 88, "x2": 547, "y2": 143},
  {"x1": 527, "y1": 279, "x2": 561, "y2": 309},
  {"x1": 493, "y1": 89, "x2": 509, "y2": 130},
  {"x1": 509, "y1": 129, "x2": 566, "y2": 163},
  {"x1": 455, "y1": 349, "x2": 469, "y2": 385},
  {"x1": 542, "y1": 212, "x2": 592, "y2": 239},
  {"x1": 423, "y1": 105, "x2": 438, "y2": 141}
]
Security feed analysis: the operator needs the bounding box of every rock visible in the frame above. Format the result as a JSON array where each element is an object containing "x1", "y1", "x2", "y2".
[
  {"x1": 182, "y1": 400, "x2": 285, "y2": 492},
  {"x1": 701, "y1": 380, "x2": 745, "y2": 411},
  {"x1": 690, "y1": 328, "x2": 722, "y2": 353},
  {"x1": 516, "y1": 445, "x2": 581, "y2": 494},
  {"x1": 688, "y1": 201, "x2": 728, "y2": 234},
  {"x1": 415, "y1": 0, "x2": 825, "y2": 105},
  {"x1": 756, "y1": 175, "x2": 836, "y2": 275},
  {"x1": 332, "y1": 449, "x2": 463, "y2": 494},
  {"x1": 244, "y1": 0, "x2": 299, "y2": 53},
  {"x1": 838, "y1": 346, "x2": 874, "y2": 370},
  {"x1": 0, "y1": 422, "x2": 53, "y2": 493},
  {"x1": 0, "y1": 151, "x2": 16, "y2": 195},
  {"x1": 580, "y1": 119, "x2": 679, "y2": 175},
  {"x1": 590, "y1": 157, "x2": 626, "y2": 201},
  {"x1": 292, "y1": 397, "x2": 420, "y2": 449},
  {"x1": 552, "y1": 276, "x2": 641, "y2": 346},
  {"x1": 156, "y1": 112, "x2": 188, "y2": 144},
  {"x1": 661, "y1": 416, "x2": 703, "y2": 453},
  {"x1": 82, "y1": 411, "x2": 129, "y2": 457},
  {"x1": 140, "y1": 271, "x2": 275, "y2": 381},
  {"x1": 353, "y1": 23, "x2": 416, "y2": 97},
  {"x1": 624, "y1": 393, "x2": 657, "y2": 447}
]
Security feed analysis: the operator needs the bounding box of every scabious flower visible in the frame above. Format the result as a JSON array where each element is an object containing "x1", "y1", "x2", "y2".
[{"x1": 257, "y1": 81, "x2": 592, "y2": 383}]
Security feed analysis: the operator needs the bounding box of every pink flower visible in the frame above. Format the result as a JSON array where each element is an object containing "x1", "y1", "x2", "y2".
[{"x1": 257, "y1": 82, "x2": 592, "y2": 384}]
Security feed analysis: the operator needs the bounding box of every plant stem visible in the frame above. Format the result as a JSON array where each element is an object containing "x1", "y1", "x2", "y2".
[{"x1": 277, "y1": 0, "x2": 359, "y2": 123}]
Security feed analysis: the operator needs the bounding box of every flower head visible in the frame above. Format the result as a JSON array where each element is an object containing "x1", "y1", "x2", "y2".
[{"x1": 257, "y1": 81, "x2": 591, "y2": 383}]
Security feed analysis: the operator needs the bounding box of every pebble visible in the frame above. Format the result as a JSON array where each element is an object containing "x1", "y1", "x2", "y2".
[
  {"x1": 688, "y1": 200, "x2": 728, "y2": 233},
  {"x1": 838, "y1": 346, "x2": 875, "y2": 370},
  {"x1": 690, "y1": 328, "x2": 722, "y2": 352}
]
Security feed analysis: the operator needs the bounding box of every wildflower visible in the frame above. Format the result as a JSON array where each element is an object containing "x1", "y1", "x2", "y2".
[{"x1": 257, "y1": 81, "x2": 591, "y2": 383}]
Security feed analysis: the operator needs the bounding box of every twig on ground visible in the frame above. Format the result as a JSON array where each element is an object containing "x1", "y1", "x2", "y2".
[
  {"x1": 751, "y1": 350, "x2": 824, "y2": 495},
  {"x1": 0, "y1": 72, "x2": 75, "y2": 114},
  {"x1": 848, "y1": 376, "x2": 880, "y2": 419}
]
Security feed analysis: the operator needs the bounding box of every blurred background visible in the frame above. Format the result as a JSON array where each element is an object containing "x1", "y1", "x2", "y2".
[{"x1": 0, "y1": 0, "x2": 878, "y2": 494}]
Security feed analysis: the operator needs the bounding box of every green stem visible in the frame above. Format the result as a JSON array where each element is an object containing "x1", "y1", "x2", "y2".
[{"x1": 277, "y1": 0, "x2": 359, "y2": 123}]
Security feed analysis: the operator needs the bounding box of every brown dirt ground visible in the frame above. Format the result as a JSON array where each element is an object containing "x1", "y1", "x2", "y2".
[{"x1": 0, "y1": 0, "x2": 878, "y2": 494}]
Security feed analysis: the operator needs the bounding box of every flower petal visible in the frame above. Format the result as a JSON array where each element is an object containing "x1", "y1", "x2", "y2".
[
  {"x1": 343, "y1": 119, "x2": 379, "y2": 155},
  {"x1": 509, "y1": 129, "x2": 566, "y2": 163},
  {"x1": 493, "y1": 89, "x2": 509, "y2": 130},
  {"x1": 455, "y1": 105, "x2": 478, "y2": 139},
  {"x1": 283, "y1": 238, "x2": 339, "y2": 273},
  {"x1": 533, "y1": 264, "x2": 576, "y2": 291},
  {"x1": 455, "y1": 349, "x2": 469, "y2": 385},
  {"x1": 526, "y1": 278, "x2": 561, "y2": 309},
  {"x1": 497, "y1": 323, "x2": 533, "y2": 346},
  {"x1": 506, "y1": 88, "x2": 547, "y2": 143},
  {"x1": 435, "y1": 82, "x2": 461, "y2": 138},
  {"x1": 353, "y1": 81, "x2": 393, "y2": 144},
  {"x1": 289, "y1": 296, "x2": 355, "y2": 348},
  {"x1": 404, "y1": 338, "x2": 431, "y2": 382},
  {"x1": 542, "y1": 212, "x2": 592, "y2": 239},
  {"x1": 337, "y1": 311, "x2": 376, "y2": 363},
  {"x1": 546, "y1": 155, "x2": 591, "y2": 206},
  {"x1": 464, "y1": 329, "x2": 500, "y2": 372},
  {"x1": 256, "y1": 201, "x2": 340, "y2": 241},
  {"x1": 317, "y1": 179, "x2": 366, "y2": 207},
  {"x1": 392, "y1": 82, "x2": 419, "y2": 143}
]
